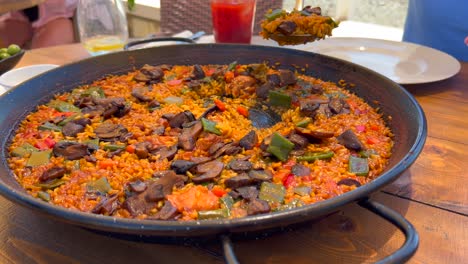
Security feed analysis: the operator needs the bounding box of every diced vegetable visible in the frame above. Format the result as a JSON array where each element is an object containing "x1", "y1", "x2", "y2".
[
  {"x1": 227, "y1": 61, "x2": 237, "y2": 71},
  {"x1": 268, "y1": 91, "x2": 291, "y2": 108},
  {"x1": 265, "y1": 9, "x2": 284, "y2": 21},
  {"x1": 296, "y1": 151, "x2": 334, "y2": 162},
  {"x1": 295, "y1": 118, "x2": 311, "y2": 128},
  {"x1": 163, "y1": 96, "x2": 183, "y2": 105},
  {"x1": 11, "y1": 143, "x2": 38, "y2": 158},
  {"x1": 26, "y1": 150, "x2": 51, "y2": 167},
  {"x1": 38, "y1": 122, "x2": 62, "y2": 132},
  {"x1": 87, "y1": 177, "x2": 111, "y2": 194},
  {"x1": 282, "y1": 173, "x2": 296, "y2": 189},
  {"x1": 197, "y1": 209, "x2": 228, "y2": 220},
  {"x1": 167, "y1": 79, "x2": 182, "y2": 86},
  {"x1": 201, "y1": 118, "x2": 222, "y2": 135},
  {"x1": 278, "y1": 198, "x2": 305, "y2": 210},
  {"x1": 349, "y1": 156, "x2": 369, "y2": 176},
  {"x1": 81, "y1": 86, "x2": 105, "y2": 99},
  {"x1": 48, "y1": 100, "x2": 81, "y2": 113},
  {"x1": 359, "y1": 149, "x2": 378, "y2": 158},
  {"x1": 37, "y1": 191, "x2": 51, "y2": 202},
  {"x1": 214, "y1": 99, "x2": 226, "y2": 111},
  {"x1": 37, "y1": 178, "x2": 66, "y2": 189},
  {"x1": 103, "y1": 144, "x2": 127, "y2": 151},
  {"x1": 266, "y1": 132, "x2": 294, "y2": 161},
  {"x1": 259, "y1": 182, "x2": 286, "y2": 204},
  {"x1": 294, "y1": 186, "x2": 311, "y2": 196},
  {"x1": 220, "y1": 195, "x2": 234, "y2": 212},
  {"x1": 57, "y1": 114, "x2": 80, "y2": 126},
  {"x1": 236, "y1": 106, "x2": 249, "y2": 117}
]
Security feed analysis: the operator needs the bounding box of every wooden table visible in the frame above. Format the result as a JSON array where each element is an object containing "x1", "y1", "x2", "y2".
[
  {"x1": 3, "y1": 43, "x2": 466, "y2": 263},
  {"x1": 0, "y1": 0, "x2": 45, "y2": 14}
]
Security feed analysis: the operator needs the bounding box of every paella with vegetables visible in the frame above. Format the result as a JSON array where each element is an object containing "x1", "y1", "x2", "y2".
[{"x1": 7, "y1": 62, "x2": 393, "y2": 221}]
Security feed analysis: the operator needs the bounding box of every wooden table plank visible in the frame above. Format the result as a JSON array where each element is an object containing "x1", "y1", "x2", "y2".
[
  {"x1": 385, "y1": 137, "x2": 468, "y2": 215},
  {"x1": 0, "y1": 192, "x2": 465, "y2": 263}
]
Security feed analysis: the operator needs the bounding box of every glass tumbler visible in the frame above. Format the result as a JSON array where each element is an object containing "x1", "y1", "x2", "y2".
[{"x1": 77, "y1": 0, "x2": 129, "y2": 56}]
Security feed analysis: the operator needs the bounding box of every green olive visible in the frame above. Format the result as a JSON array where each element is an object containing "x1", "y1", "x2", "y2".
[
  {"x1": 0, "y1": 52, "x2": 11, "y2": 60},
  {"x1": 7, "y1": 44, "x2": 21, "y2": 55},
  {"x1": 0, "y1": 48, "x2": 7, "y2": 54}
]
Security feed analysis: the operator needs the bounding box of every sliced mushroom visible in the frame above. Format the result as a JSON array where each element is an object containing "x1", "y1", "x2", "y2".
[
  {"x1": 53, "y1": 141, "x2": 90, "y2": 160},
  {"x1": 62, "y1": 122, "x2": 85, "y2": 137},
  {"x1": 278, "y1": 69, "x2": 297, "y2": 86},
  {"x1": 192, "y1": 160, "x2": 224, "y2": 184},
  {"x1": 337, "y1": 178, "x2": 362, "y2": 187},
  {"x1": 134, "y1": 141, "x2": 151, "y2": 159},
  {"x1": 131, "y1": 87, "x2": 152, "y2": 102},
  {"x1": 151, "y1": 145, "x2": 178, "y2": 161},
  {"x1": 288, "y1": 133, "x2": 309, "y2": 149},
  {"x1": 190, "y1": 64, "x2": 205, "y2": 80},
  {"x1": 152, "y1": 201, "x2": 179, "y2": 220},
  {"x1": 212, "y1": 142, "x2": 242, "y2": 159},
  {"x1": 168, "y1": 111, "x2": 196, "y2": 128},
  {"x1": 171, "y1": 160, "x2": 196, "y2": 174},
  {"x1": 145, "y1": 171, "x2": 185, "y2": 202},
  {"x1": 94, "y1": 123, "x2": 129, "y2": 142},
  {"x1": 277, "y1": 21, "x2": 297, "y2": 36},
  {"x1": 39, "y1": 166, "x2": 66, "y2": 182},
  {"x1": 337, "y1": 129, "x2": 364, "y2": 151},
  {"x1": 128, "y1": 180, "x2": 147, "y2": 193},
  {"x1": 239, "y1": 130, "x2": 258, "y2": 150},
  {"x1": 246, "y1": 198, "x2": 271, "y2": 215},
  {"x1": 248, "y1": 169, "x2": 273, "y2": 182},
  {"x1": 228, "y1": 159, "x2": 253, "y2": 172},
  {"x1": 224, "y1": 173, "x2": 253, "y2": 189},
  {"x1": 295, "y1": 127, "x2": 334, "y2": 140},
  {"x1": 178, "y1": 121, "x2": 203, "y2": 151},
  {"x1": 91, "y1": 194, "x2": 119, "y2": 215},
  {"x1": 256, "y1": 82, "x2": 274, "y2": 99}
]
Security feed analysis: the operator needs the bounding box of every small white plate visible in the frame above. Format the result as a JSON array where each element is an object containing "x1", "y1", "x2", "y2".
[
  {"x1": 304, "y1": 37, "x2": 461, "y2": 84},
  {"x1": 0, "y1": 64, "x2": 59, "y2": 94}
]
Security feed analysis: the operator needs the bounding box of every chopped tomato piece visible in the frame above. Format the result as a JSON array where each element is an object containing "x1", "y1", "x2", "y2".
[
  {"x1": 43, "y1": 138, "x2": 56, "y2": 148},
  {"x1": 167, "y1": 185, "x2": 219, "y2": 212},
  {"x1": 34, "y1": 141, "x2": 49, "y2": 150},
  {"x1": 367, "y1": 136, "x2": 380, "y2": 145},
  {"x1": 355, "y1": 125, "x2": 366, "y2": 133},
  {"x1": 98, "y1": 159, "x2": 115, "y2": 169},
  {"x1": 236, "y1": 106, "x2": 249, "y2": 117},
  {"x1": 126, "y1": 144, "x2": 136, "y2": 153},
  {"x1": 166, "y1": 79, "x2": 182, "y2": 86},
  {"x1": 282, "y1": 173, "x2": 296, "y2": 189},
  {"x1": 211, "y1": 186, "x2": 227, "y2": 197},
  {"x1": 224, "y1": 71, "x2": 235, "y2": 83},
  {"x1": 370, "y1": 124, "x2": 380, "y2": 131},
  {"x1": 214, "y1": 99, "x2": 226, "y2": 111},
  {"x1": 205, "y1": 68, "x2": 216, "y2": 76}
]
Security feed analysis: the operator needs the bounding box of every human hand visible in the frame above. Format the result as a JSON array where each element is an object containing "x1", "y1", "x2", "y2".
[{"x1": 465, "y1": 36, "x2": 468, "y2": 45}]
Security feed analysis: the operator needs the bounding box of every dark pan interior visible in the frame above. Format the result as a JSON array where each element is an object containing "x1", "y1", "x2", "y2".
[{"x1": 0, "y1": 44, "x2": 426, "y2": 237}]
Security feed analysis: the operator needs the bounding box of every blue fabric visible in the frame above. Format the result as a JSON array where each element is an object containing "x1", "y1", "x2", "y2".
[{"x1": 403, "y1": 0, "x2": 468, "y2": 61}]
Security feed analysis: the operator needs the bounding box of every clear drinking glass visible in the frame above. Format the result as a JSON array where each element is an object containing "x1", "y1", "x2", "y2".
[{"x1": 77, "y1": 0, "x2": 129, "y2": 56}]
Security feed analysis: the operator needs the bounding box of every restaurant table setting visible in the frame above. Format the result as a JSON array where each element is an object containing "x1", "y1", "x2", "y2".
[{"x1": 0, "y1": 2, "x2": 467, "y2": 264}]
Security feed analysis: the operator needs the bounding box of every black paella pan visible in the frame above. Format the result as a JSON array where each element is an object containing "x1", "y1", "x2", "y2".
[{"x1": 0, "y1": 44, "x2": 426, "y2": 263}]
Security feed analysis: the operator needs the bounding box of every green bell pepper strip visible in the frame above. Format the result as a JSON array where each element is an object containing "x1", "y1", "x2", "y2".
[
  {"x1": 295, "y1": 118, "x2": 312, "y2": 128},
  {"x1": 197, "y1": 209, "x2": 229, "y2": 220},
  {"x1": 26, "y1": 150, "x2": 52, "y2": 167},
  {"x1": 227, "y1": 61, "x2": 238, "y2": 71},
  {"x1": 37, "y1": 191, "x2": 51, "y2": 202},
  {"x1": 259, "y1": 182, "x2": 286, "y2": 204},
  {"x1": 81, "y1": 86, "x2": 105, "y2": 99},
  {"x1": 11, "y1": 143, "x2": 38, "y2": 158},
  {"x1": 87, "y1": 177, "x2": 111, "y2": 194},
  {"x1": 359, "y1": 149, "x2": 378, "y2": 158},
  {"x1": 268, "y1": 90, "x2": 292, "y2": 108},
  {"x1": 201, "y1": 118, "x2": 222, "y2": 135},
  {"x1": 103, "y1": 144, "x2": 127, "y2": 151},
  {"x1": 265, "y1": 9, "x2": 284, "y2": 21},
  {"x1": 49, "y1": 100, "x2": 81, "y2": 113},
  {"x1": 349, "y1": 156, "x2": 369, "y2": 176},
  {"x1": 37, "y1": 179, "x2": 66, "y2": 190},
  {"x1": 266, "y1": 132, "x2": 295, "y2": 161},
  {"x1": 38, "y1": 122, "x2": 62, "y2": 132},
  {"x1": 296, "y1": 151, "x2": 334, "y2": 162}
]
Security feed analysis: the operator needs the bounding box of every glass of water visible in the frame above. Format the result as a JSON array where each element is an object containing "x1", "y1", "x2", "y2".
[{"x1": 77, "y1": 0, "x2": 129, "y2": 56}]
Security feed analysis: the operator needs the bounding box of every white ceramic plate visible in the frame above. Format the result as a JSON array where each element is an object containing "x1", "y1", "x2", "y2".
[
  {"x1": 0, "y1": 64, "x2": 59, "y2": 95},
  {"x1": 305, "y1": 37, "x2": 461, "y2": 84}
]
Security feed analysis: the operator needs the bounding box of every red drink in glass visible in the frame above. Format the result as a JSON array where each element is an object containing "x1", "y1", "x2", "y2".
[{"x1": 211, "y1": 0, "x2": 256, "y2": 44}]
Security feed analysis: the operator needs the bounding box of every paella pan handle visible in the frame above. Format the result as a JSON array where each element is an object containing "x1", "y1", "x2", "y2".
[
  {"x1": 220, "y1": 198, "x2": 419, "y2": 264},
  {"x1": 358, "y1": 198, "x2": 419, "y2": 264}
]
